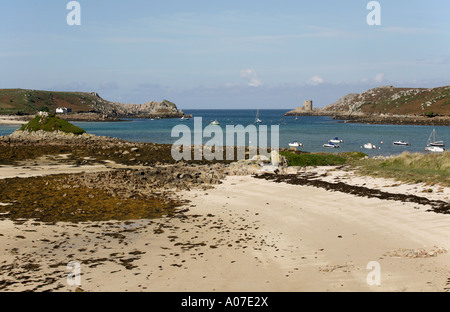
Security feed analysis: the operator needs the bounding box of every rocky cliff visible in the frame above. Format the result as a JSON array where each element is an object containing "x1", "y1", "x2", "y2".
[{"x1": 108, "y1": 99, "x2": 184, "y2": 118}]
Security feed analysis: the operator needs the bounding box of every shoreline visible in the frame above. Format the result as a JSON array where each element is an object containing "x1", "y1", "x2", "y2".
[
  {"x1": 0, "y1": 170, "x2": 448, "y2": 292},
  {"x1": 333, "y1": 114, "x2": 450, "y2": 126},
  {"x1": 0, "y1": 112, "x2": 193, "y2": 124},
  {"x1": 4, "y1": 111, "x2": 450, "y2": 127},
  {"x1": 283, "y1": 112, "x2": 450, "y2": 126},
  {"x1": 0, "y1": 133, "x2": 449, "y2": 292},
  {"x1": 0, "y1": 116, "x2": 29, "y2": 125}
]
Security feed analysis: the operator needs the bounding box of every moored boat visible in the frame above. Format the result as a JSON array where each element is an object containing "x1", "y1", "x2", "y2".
[
  {"x1": 289, "y1": 141, "x2": 303, "y2": 147},
  {"x1": 427, "y1": 129, "x2": 445, "y2": 147},
  {"x1": 323, "y1": 142, "x2": 339, "y2": 148},
  {"x1": 363, "y1": 143, "x2": 376, "y2": 149},
  {"x1": 329, "y1": 137, "x2": 343, "y2": 144},
  {"x1": 393, "y1": 140, "x2": 410, "y2": 146},
  {"x1": 425, "y1": 146, "x2": 445, "y2": 153}
]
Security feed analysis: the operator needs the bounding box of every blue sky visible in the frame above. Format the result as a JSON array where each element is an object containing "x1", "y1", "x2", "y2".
[{"x1": 1, "y1": 0, "x2": 449, "y2": 109}]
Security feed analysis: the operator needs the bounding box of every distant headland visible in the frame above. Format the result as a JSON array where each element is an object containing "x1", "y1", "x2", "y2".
[
  {"x1": 0, "y1": 89, "x2": 191, "y2": 121},
  {"x1": 284, "y1": 85, "x2": 450, "y2": 126}
]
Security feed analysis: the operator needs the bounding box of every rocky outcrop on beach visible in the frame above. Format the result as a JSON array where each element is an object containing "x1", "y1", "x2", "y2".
[
  {"x1": 1, "y1": 129, "x2": 282, "y2": 170},
  {"x1": 63, "y1": 162, "x2": 254, "y2": 197},
  {"x1": 5, "y1": 129, "x2": 109, "y2": 143}
]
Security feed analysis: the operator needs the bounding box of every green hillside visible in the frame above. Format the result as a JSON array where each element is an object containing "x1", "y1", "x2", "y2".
[
  {"x1": 323, "y1": 85, "x2": 450, "y2": 116},
  {"x1": 0, "y1": 89, "x2": 109, "y2": 115},
  {"x1": 20, "y1": 114, "x2": 86, "y2": 135}
]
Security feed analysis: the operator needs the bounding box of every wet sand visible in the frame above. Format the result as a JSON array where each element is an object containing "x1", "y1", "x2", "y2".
[{"x1": 1, "y1": 169, "x2": 449, "y2": 292}]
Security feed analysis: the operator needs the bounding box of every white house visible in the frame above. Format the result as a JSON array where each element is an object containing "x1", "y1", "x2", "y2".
[{"x1": 56, "y1": 107, "x2": 72, "y2": 114}]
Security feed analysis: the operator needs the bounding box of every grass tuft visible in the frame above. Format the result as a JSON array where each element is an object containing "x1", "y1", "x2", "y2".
[{"x1": 354, "y1": 151, "x2": 450, "y2": 186}]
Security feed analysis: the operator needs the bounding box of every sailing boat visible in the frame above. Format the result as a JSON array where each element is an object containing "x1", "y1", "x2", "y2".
[
  {"x1": 255, "y1": 109, "x2": 262, "y2": 124},
  {"x1": 427, "y1": 129, "x2": 445, "y2": 147},
  {"x1": 425, "y1": 129, "x2": 445, "y2": 152}
]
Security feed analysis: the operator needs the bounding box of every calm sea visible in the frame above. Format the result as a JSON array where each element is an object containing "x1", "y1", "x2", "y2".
[{"x1": 1, "y1": 109, "x2": 448, "y2": 156}]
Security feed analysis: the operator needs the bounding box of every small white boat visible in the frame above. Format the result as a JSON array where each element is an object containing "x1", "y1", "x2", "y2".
[
  {"x1": 323, "y1": 142, "x2": 340, "y2": 148},
  {"x1": 425, "y1": 146, "x2": 445, "y2": 153},
  {"x1": 364, "y1": 143, "x2": 376, "y2": 149},
  {"x1": 289, "y1": 141, "x2": 303, "y2": 147},
  {"x1": 393, "y1": 140, "x2": 410, "y2": 146},
  {"x1": 329, "y1": 137, "x2": 343, "y2": 144},
  {"x1": 210, "y1": 120, "x2": 220, "y2": 126}
]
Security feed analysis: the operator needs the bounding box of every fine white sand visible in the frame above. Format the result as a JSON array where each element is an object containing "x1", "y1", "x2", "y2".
[{"x1": 0, "y1": 171, "x2": 448, "y2": 292}]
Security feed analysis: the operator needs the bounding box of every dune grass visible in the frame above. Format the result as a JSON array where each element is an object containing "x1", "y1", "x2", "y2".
[
  {"x1": 280, "y1": 150, "x2": 448, "y2": 186},
  {"x1": 354, "y1": 151, "x2": 450, "y2": 186}
]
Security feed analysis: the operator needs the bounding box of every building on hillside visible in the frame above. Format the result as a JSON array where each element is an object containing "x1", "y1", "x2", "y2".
[{"x1": 56, "y1": 107, "x2": 72, "y2": 114}]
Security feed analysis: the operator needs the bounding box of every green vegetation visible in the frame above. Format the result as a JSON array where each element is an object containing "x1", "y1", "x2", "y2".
[
  {"x1": 280, "y1": 151, "x2": 367, "y2": 167},
  {"x1": 280, "y1": 150, "x2": 449, "y2": 186},
  {"x1": 20, "y1": 114, "x2": 86, "y2": 135},
  {"x1": 354, "y1": 151, "x2": 450, "y2": 187},
  {"x1": 0, "y1": 89, "x2": 104, "y2": 115},
  {"x1": 330, "y1": 86, "x2": 450, "y2": 116}
]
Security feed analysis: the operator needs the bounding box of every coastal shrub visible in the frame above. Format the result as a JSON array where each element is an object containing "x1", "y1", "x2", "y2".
[
  {"x1": 280, "y1": 151, "x2": 346, "y2": 166},
  {"x1": 20, "y1": 114, "x2": 86, "y2": 135},
  {"x1": 280, "y1": 151, "x2": 367, "y2": 167},
  {"x1": 338, "y1": 151, "x2": 367, "y2": 161}
]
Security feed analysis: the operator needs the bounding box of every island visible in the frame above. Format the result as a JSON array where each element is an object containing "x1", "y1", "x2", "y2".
[
  {"x1": 284, "y1": 85, "x2": 450, "y2": 126},
  {"x1": 0, "y1": 89, "x2": 192, "y2": 122}
]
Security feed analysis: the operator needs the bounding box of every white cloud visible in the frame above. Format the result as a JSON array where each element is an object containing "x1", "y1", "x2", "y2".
[
  {"x1": 240, "y1": 69, "x2": 262, "y2": 87},
  {"x1": 308, "y1": 75, "x2": 324, "y2": 86},
  {"x1": 374, "y1": 73, "x2": 385, "y2": 83}
]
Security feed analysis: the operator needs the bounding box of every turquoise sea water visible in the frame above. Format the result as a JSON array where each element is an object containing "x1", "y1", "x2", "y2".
[{"x1": 1, "y1": 109, "x2": 448, "y2": 156}]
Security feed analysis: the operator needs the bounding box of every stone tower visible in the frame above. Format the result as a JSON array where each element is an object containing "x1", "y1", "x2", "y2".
[{"x1": 303, "y1": 100, "x2": 313, "y2": 111}]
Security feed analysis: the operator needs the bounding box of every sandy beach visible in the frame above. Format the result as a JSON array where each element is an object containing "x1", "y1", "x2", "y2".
[
  {"x1": 0, "y1": 116, "x2": 28, "y2": 125},
  {"x1": 1, "y1": 164, "x2": 449, "y2": 292}
]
